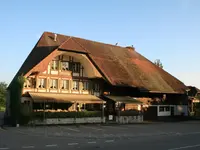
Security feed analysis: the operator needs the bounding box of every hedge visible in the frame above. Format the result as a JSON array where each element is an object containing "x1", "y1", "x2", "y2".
[{"x1": 33, "y1": 111, "x2": 102, "y2": 120}]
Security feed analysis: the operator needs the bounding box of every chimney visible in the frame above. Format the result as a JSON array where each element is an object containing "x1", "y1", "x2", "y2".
[{"x1": 54, "y1": 33, "x2": 57, "y2": 41}]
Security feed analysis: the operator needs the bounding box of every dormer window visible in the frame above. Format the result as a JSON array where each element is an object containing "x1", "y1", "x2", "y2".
[
  {"x1": 51, "y1": 60, "x2": 58, "y2": 70},
  {"x1": 50, "y1": 79, "x2": 58, "y2": 89},
  {"x1": 61, "y1": 61, "x2": 69, "y2": 71},
  {"x1": 38, "y1": 78, "x2": 46, "y2": 88}
]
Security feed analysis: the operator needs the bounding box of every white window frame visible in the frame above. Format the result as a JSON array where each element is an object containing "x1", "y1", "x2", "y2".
[
  {"x1": 82, "y1": 81, "x2": 89, "y2": 91},
  {"x1": 38, "y1": 78, "x2": 46, "y2": 88},
  {"x1": 24, "y1": 78, "x2": 31, "y2": 88},
  {"x1": 62, "y1": 80, "x2": 69, "y2": 90},
  {"x1": 72, "y1": 80, "x2": 79, "y2": 90},
  {"x1": 61, "y1": 61, "x2": 69, "y2": 71},
  {"x1": 51, "y1": 60, "x2": 58, "y2": 70},
  {"x1": 50, "y1": 79, "x2": 58, "y2": 89}
]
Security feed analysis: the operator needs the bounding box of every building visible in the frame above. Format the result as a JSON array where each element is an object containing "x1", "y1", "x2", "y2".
[{"x1": 6, "y1": 32, "x2": 188, "y2": 124}]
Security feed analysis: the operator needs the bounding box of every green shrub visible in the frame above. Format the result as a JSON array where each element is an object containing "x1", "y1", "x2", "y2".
[{"x1": 33, "y1": 111, "x2": 102, "y2": 119}]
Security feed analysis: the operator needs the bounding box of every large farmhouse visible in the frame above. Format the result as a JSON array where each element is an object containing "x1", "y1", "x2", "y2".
[{"x1": 6, "y1": 32, "x2": 188, "y2": 124}]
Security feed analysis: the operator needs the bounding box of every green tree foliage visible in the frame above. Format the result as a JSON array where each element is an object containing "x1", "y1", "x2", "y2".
[
  {"x1": 196, "y1": 94, "x2": 200, "y2": 100},
  {"x1": 154, "y1": 59, "x2": 163, "y2": 69},
  {"x1": 9, "y1": 75, "x2": 26, "y2": 126},
  {"x1": 0, "y1": 82, "x2": 7, "y2": 108}
]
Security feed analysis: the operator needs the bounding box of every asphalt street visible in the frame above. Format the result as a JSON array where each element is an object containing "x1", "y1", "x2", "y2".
[{"x1": 1, "y1": 121, "x2": 200, "y2": 150}]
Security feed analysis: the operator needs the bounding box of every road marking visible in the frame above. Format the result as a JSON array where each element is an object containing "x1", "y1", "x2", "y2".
[
  {"x1": 22, "y1": 146, "x2": 35, "y2": 149},
  {"x1": 182, "y1": 132, "x2": 200, "y2": 135},
  {"x1": 13, "y1": 130, "x2": 42, "y2": 137},
  {"x1": 66, "y1": 127, "x2": 80, "y2": 132},
  {"x1": 88, "y1": 141, "x2": 97, "y2": 144},
  {"x1": 103, "y1": 126, "x2": 128, "y2": 130},
  {"x1": 82, "y1": 126, "x2": 104, "y2": 131},
  {"x1": 168, "y1": 144, "x2": 200, "y2": 150},
  {"x1": 57, "y1": 126, "x2": 80, "y2": 132},
  {"x1": 0, "y1": 148, "x2": 9, "y2": 150},
  {"x1": 45, "y1": 144, "x2": 57, "y2": 147},
  {"x1": 105, "y1": 140, "x2": 114, "y2": 143},
  {"x1": 68, "y1": 143, "x2": 78, "y2": 146}
]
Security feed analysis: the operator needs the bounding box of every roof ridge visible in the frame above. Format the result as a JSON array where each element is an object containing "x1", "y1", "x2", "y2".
[
  {"x1": 46, "y1": 31, "x2": 126, "y2": 49},
  {"x1": 71, "y1": 37, "x2": 89, "y2": 53},
  {"x1": 58, "y1": 36, "x2": 72, "y2": 47}
]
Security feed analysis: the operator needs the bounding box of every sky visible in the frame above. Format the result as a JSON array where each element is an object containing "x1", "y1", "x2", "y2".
[{"x1": 0, "y1": 0, "x2": 199, "y2": 88}]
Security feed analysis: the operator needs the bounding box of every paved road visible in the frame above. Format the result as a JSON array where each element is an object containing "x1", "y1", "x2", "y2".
[{"x1": 1, "y1": 121, "x2": 200, "y2": 150}]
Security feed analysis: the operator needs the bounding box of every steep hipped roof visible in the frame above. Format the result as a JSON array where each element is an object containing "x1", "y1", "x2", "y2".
[{"x1": 9, "y1": 32, "x2": 187, "y2": 93}]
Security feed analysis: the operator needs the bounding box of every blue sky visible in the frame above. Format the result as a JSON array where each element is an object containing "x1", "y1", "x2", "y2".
[{"x1": 0, "y1": 0, "x2": 199, "y2": 88}]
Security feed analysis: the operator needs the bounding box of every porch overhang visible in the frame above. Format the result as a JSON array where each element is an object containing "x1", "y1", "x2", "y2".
[
  {"x1": 104, "y1": 96, "x2": 142, "y2": 104},
  {"x1": 29, "y1": 92, "x2": 105, "y2": 104}
]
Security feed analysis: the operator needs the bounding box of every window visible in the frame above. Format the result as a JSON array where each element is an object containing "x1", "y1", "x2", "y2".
[
  {"x1": 82, "y1": 81, "x2": 89, "y2": 90},
  {"x1": 72, "y1": 80, "x2": 79, "y2": 90},
  {"x1": 61, "y1": 61, "x2": 69, "y2": 71},
  {"x1": 38, "y1": 78, "x2": 46, "y2": 88},
  {"x1": 159, "y1": 106, "x2": 164, "y2": 112},
  {"x1": 72, "y1": 63, "x2": 80, "y2": 73},
  {"x1": 24, "y1": 78, "x2": 31, "y2": 88},
  {"x1": 51, "y1": 60, "x2": 58, "y2": 70},
  {"x1": 94, "y1": 83, "x2": 100, "y2": 92},
  {"x1": 50, "y1": 79, "x2": 58, "y2": 89},
  {"x1": 62, "y1": 80, "x2": 69, "y2": 90},
  {"x1": 165, "y1": 106, "x2": 170, "y2": 111}
]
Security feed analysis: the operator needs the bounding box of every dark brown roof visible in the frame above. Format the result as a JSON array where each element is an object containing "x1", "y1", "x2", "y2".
[{"x1": 9, "y1": 32, "x2": 187, "y2": 93}]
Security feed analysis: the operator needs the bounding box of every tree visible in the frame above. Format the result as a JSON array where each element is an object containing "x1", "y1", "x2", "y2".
[
  {"x1": 154, "y1": 59, "x2": 163, "y2": 69},
  {"x1": 0, "y1": 82, "x2": 7, "y2": 107},
  {"x1": 196, "y1": 94, "x2": 200, "y2": 100},
  {"x1": 10, "y1": 75, "x2": 25, "y2": 126}
]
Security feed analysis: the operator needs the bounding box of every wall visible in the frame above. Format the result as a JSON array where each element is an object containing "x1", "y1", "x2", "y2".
[
  {"x1": 32, "y1": 117, "x2": 105, "y2": 125},
  {"x1": 23, "y1": 52, "x2": 102, "y2": 96},
  {"x1": 116, "y1": 115, "x2": 143, "y2": 124},
  {"x1": 157, "y1": 105, "x2": 171, "y2": 117},
  {"x1": 145, "y1": 105, "x2": 188, "y2": 117}
]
